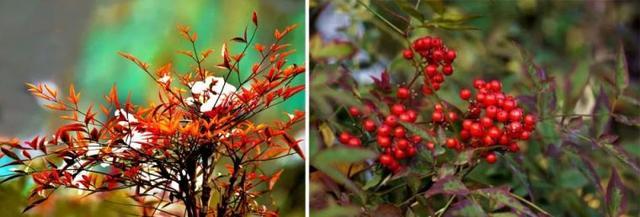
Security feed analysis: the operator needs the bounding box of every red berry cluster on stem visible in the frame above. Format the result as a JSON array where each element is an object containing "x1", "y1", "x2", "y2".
[
  {"x1": 403, "y1": 36, "x2": 456, "y2": 96},
  {"x1": 455, "y1": 79, "x2": 536, "y2": 164},
  {"x1": 339, "y1": 90, "x2": 424, "y2": 173}
]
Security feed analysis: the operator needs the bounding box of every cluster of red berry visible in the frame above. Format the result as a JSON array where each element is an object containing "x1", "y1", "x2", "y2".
[
  {"x1": 451, "y1": 79, "x2": 536, "y2": 163},
  {"x1": 337, "y1": 35, "x2": 534, "y2": 171},
  {"x1": 402, "y1": 36, "x2": 456, "y2": 96},
  {"x1": 338, "y1": 90, "x2": 424, "y2": 172}
]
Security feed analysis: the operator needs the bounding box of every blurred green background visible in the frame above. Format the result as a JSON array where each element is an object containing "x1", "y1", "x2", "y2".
[
  {"x1": 309, "y1": 0, "x2": 638, "y2": 216},
  {"x1": 0, "y1": 0, "x2": 305, "y2": 216}
]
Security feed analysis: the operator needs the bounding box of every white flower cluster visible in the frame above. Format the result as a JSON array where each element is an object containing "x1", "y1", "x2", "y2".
[{"x1": 186, "y1": 76, "x2": 237, "y2": 112}]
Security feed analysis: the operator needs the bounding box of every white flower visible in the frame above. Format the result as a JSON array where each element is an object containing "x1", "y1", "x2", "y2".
[
  {"x1": 158, "y1": 75, "x2": 171, "y2": 84},
  {"x1": 187, "y1": 76, "x2": 237, "y2": 112},
  {"x1": 124, "y1": 130, "x2": 153, "y2": 149},
  {"x1": 86, "y1": 143, "x2": 101, "y2": 156}
]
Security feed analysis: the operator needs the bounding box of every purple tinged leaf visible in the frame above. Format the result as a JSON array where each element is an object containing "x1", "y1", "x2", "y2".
[
  {"x1": 444, "y1": 199, "x2": 487, "y2": 217},
  {"x1": 373, "y1": 204, "x2": 402, "y2": 217},
  {"x1": 515, "y1": 95, "x2": 537, "y2": 114},
  {"x1": 567, "y1": 117, "x2": 584, "y2": 130},
  {"x1": 473, "y1": 187, "x2": 536, "y2": 216},
  {"x1": 615, "y1": 44, "x2": 629, "y2": 96},
  {"x1": 606, "y1": 168, "x2": 626, "y2": 217},
  {"x1": 425, "y1": 176, "x2": 469, "y2": 198},
  {"x1": 611, "y1": 113, "x2": 640, "y2": 127}
]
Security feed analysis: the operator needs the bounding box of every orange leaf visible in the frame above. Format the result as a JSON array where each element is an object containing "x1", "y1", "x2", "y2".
[{"x1": 268, "y1": 169, "x2": 283, "y2": 190}]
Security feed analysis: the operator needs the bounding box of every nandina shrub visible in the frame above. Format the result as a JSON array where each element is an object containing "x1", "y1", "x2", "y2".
[
  {"x1": 0, "y1": 12, "x2": 304, "y2": 217},
  {"x1": 309, "y1": 1, "x2": 638, "y2": 216}
]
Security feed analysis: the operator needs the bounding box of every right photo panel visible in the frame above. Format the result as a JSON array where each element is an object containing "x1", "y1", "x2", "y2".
[{"x1": 309, "y1": 1, "x2": 639, "y2": 217}]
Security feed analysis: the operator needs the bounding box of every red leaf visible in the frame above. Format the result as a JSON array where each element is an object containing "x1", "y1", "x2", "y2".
[{"x1": 252, "y1": 11, "x2": 258, "y2": 26}]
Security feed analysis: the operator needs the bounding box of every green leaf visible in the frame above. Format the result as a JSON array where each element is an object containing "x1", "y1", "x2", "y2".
[
  {"x1": 399, "y1": 122, "x2": 434, "y2": 142},
  {"x1": 425, "y1": 0, "x2": 445, "y2": 14},
  {"x1": 310, "y1": 35, "x2": 355, "y2": 60},
  {"x1": 425, "y1": 175, "x2": 469, "y2": 198},
  {"x1": 397, "y1": 0, "x2": 424, "y2": 21},
  {"x1": 311, "y1": 147, "x2": 377, "y2": 203},
  {"x1": 559, "y1": 169, "x2": 588, "y2": 189},
  {"x1": 445, "y1": 199, "x2": 487, "y2": 217},
  {"x1": 599, "y1": 142, "x2": 640, "y2": 174},
  {"x1": 363, "y1": 173, "x2": 383, "y2": 190},
  {"x1": 454, "y1": 149, "x2": 473, "y2": 165},
  {"x1": 615, "y1": 45, "x2": 629, "y2": 97},
  {"x1": 473, "y1": 187, "x2": 535, "y2": 216},
  {"x1": 318, "y1": 122, "x2": 335, "y2": 147},
  {"x1": 406, "y1": 173, "x2": 422, "y2": 194},
  {"x1": 606, "y1": 168, "x2": 626, "y2": 217}
]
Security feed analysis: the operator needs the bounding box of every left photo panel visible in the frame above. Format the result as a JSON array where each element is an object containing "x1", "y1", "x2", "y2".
[{"x1": 0, "y1": 1, "x2": 306, "y2": 217}]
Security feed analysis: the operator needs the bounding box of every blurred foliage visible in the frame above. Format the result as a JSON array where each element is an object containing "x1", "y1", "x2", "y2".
[
  {"x1": 0, "y1": 0, "x2": 305, "y2": 216},
  {"x1": 310, "y1": 0, "x2": 639, "y2": 216}
]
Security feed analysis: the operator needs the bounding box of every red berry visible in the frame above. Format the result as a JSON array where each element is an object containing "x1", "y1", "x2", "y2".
[
  {"x1": 470, "y1": 123, "x2": 483, "y2": 137},
  {"x1": 407, "y1": 147, "x2": 417, "y2": 156},
  {"x1": 434, "y1": 103, "x2": 444, "y2": 112},
  {"x1": 426, "y1": 142, "x2": 435, "y2": 150},
  {"x1": 406, "y1": 110, "x2": 418, "y2": 123},
  {"x1": 499, "y1": 135, "x2": 510, "y2": 145},
  {"x1": 482, "y1": 136, "x2": 495, "y2": 146},
  {"x1": 432, "y1": 38, "x2": 442, "y2": 48},
  {"x1": 460, "y1": 130, "x2": 471, "y2": 140},
  {"x1": 410, "y1": 135, "x2": 422, "y2": 143},
  {"x1": 422, "y1": 85, "x2": 433, "y2": 95},
  {"x1": 396, "y1": 139, "x2": 410, "y2": 149},
  {"x1": 394, "y1": 149, "x2": 406, "y2": 159},
  {"x1": 489, "y1": 80, "x2": 501, "y2": 92},
  {"x1": 508, "y1": 143, "x2": 520, "y2": 152},
  {"x1": 348, "y1": 137, "x2": 361, "y2": 147},
  {"x1": 399, "y1": 113, "x2": 411, "y2": 122},
  {"x1": 378, "y1": 136, "x2": 391, "y2": 147},
  {"x1": 460, "y1": 88, "x2": 472, "y2": 100},
  {"x1": 485, "y1": 106, "x2": 498, "y2": 118},
  {"x1": 476, "y1": 93, "x2": 486, "y2": 104},
  {"x1": 445, "y1": 50, "x2": 456, "y2": 62},
  {"x1": 425, "y1": 64, "x2": 438, "y2": 77},
  {"x1": 378, "y1": 124, "x2": 391, "y2": 136},
  {"x1": 502, "y1": 99, "x2": 517, "y2": 111},
  {"x1": 473, "y1": 79, "x2": 485, "y2": 89},
  {"x1": 397, "y1": 87, "x2": 411, "y2": 99},
  {"x1": 379, "y1": 154, "x2": 393, "y2": 165},
  {"x1": 432, "y1": 50, "x2": 444, "y2": 61},
  {"x1": 481, "y1": 117, "x2": 493, "y2": 128},
  {"x1": 447, "y1": 112, "x2": 458, "y2": 122},
  {"x1": 442, "y1": 64, "x2": 453, "y2": 76},
  {"x1": 391, "y1": 104, "x2": 406, "y2": 115},
  {"x1": 339, "y1": 132, "x2": 351, "y2": 144},
  {"x1": 509, "y1": 109, "x2": 523, "y2": 122},
  {"x1": 484, "y1": 94, "x2": 497, "y2": 106},
  {"x1": 485, "y1": 153, "x2": 497, "y2": 164},
  {"x1": 393, "y1": 126, "x2": 406, "y2": 138},
  {"x1": 403, "y1": 49, "x2": 414, "y2": 59},
  {"x1": 508, "y1": 122, "x2": 522, "y2": 134},
  {"x1": 520, "y1": 131, "x2": 530, "y2": 140},
  {"x1": 462, "y1": 119, "x2": 473, "y2": 130},
  {"x1": 433, "y1": 74, "x2": 444, "y2": 83},
  {"x1": 432, "y1": 111, "x2": 444, "y2": 123},
  {"x1": 446, "y1": 138, "x2": 458, "y2": 149},
  {"x1": 487, "y1": 127, "x2": 502, "y2": 139},
  {"x1": 524, "y1": 114, "x2": 536, "y2": 126},
  {"x1": 496, "y1": 111, "x2": 509, "y2": 122},
  {"x1": 348, "y1": 106, "x2": 361, "y2": 117},
  {"x1": 385, "y1": 115, "x2": 398, "y2": 127},
  {"x1": 363, "y1": 119, "x2": 376, "y2": 132}
]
